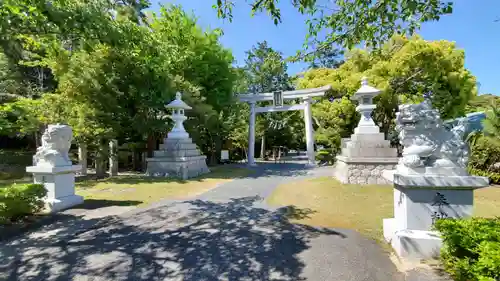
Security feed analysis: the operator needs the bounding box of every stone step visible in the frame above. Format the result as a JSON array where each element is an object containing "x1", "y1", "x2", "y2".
[
  {"x1": 159, "y1": 142, "x2": 198, "y2": 150},
  {"x1": 153, "y1": 149, "x2": 202, "y2": 158},
  {"x1": 341, "y1": 147, "x2": 398, "y2": 158},
  {"x1": 345, "y1": 139, "x2": 392, "y2": 149},
  {"x1": 163, "y1": 138, "x2": 193, "y2": 144},
  {"x1": 146, "y1": 155, "x2": 207, "y2": 163},
  {"x1": 350, "y1": 133, "x2": 386, "y2": 142}
]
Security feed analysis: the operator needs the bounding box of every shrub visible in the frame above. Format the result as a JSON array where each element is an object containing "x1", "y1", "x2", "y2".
[
  {"x1": 468, "y1": 168, "x2": 500, "y2": 185},
  {"x1": 0, "y1": 183, "x2": 47, "y2": 223},
  {"x1": 316, "y1": 148, "x2": 336, "y2": 165},
  {"x1": 468, "y1": 136, "x2": 500, "y2": 172},
  {"x1": 434, "y1": 217, "x2": 500, "y2": 281}
]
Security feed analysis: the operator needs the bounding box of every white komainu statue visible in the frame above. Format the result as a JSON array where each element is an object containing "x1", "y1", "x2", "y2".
[
  {"x1": 33, "y1": 124, "x2": 73, "y2": 167},
  {"x1": 395, "y1": 100, "x2": 469, "y2": 172}
]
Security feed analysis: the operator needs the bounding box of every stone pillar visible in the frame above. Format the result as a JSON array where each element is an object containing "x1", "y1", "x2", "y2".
[
  {"x1": 303, "y1": 97, "x2": 315, "y2": 166},
  {"x1": 109, "y1": 139, "x2": 118, "y2": 177},
  {"x1": 247, "y1": 101, "x2": 256, "y2": 166},
  {"x1": 78, "y1": 143, "x2": 87, "y2": 176}
]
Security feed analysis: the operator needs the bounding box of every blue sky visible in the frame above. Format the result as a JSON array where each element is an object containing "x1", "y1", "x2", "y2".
[{"x1": 150, "y1": 0, "x2": 500, "y2": 95}]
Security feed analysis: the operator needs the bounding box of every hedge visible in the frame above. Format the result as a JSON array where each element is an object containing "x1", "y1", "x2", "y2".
[
  {"x1": 468, "y1": 168, "x2": 500, "y2": 185},
  {"x1": 0, "y1": 183, "x2": 47, "y2": 224},
  {"x1": 434, "y1": 217, "x2": 500, "y2": 281}
]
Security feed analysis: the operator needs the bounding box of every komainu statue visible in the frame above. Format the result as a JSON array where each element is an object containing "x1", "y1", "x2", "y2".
[
  {"x1": 33, "y1": 124, "x2": 73, "y2": 167},
  {"x1": 395, "y1": 100, "x2": 469, "y2": 175}
]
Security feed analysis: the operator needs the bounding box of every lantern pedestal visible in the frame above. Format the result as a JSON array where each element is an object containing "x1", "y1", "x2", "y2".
[{"x1": 146, "y1": 138, "x2": 210, "y2": 179}]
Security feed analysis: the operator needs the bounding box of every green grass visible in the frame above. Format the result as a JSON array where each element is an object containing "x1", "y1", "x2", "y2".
[
  {"x1": 76, "y1": 166, "x2": 253, "y2": 206},
  {"x1": 0, "y1": 165, "x2": 253, "y2": 208},
  {"x1": 267, "y1": 177, "x2": 500, "y2": 242}
]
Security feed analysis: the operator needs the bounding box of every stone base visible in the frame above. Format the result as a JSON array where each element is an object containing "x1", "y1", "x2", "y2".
[
  {"x1": 382, "y1": 170, "x2": 489, "y2": 260},
  {"x1": 146, "y1": 157, "x2": 210, "y2": 180},
  {"x1": 147, "y1": 137, "x2": 210, "y2": 180},
  {"x1": 333, "y1": 156, "x2": 398, "y2": 185},
  {"x1": 26, "y1": 165, "x2": 83, "y2": 213},
  {"x1": 383, "y1": 218, "x2": 442, "y2": 260},
  {"x1": 45, "y1": 194, "x2": 84, "y2": 213}
]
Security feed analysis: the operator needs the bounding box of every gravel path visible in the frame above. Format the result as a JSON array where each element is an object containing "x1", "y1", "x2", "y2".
[{"x1": 0, "y1": 162, "x2": 445, "y2": 281}]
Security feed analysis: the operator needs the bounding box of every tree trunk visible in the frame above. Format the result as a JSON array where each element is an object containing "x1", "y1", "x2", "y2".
[
  {"x1": 141, "y1": 152, "x2": 147, "y2": 171},
  {"x1": 132, "y1": 149, "x2": 140, "y2": 171},
  {"x1": 210, "y1": 136, "x2": 222, "y2": 165},
  {"x1": 34, "y1": 131, "x2": 41, "y2": 148},
  {"x1": 109, "y1": 139, "x2": 118, "y2": 177},
  {"x1": 147, "y1": 134, "x2": 156, "y2": 158},
  {"x1": 78, "y1": 143, "x2": 88, "y2": 176},
  {"x1": 260, "y1": 135, "x2": 265, "y2": 159},
  {"x1": 95, "y1": 143, "x2": 107, "y2": 178}
]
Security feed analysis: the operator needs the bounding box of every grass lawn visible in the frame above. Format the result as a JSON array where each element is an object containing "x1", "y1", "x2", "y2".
[
  {"x1": 76, "y1": 165, "x2": 253, "y2": 207},
  {"x1": 267, "y1": 177, "x2": 500, "y2": 242}
]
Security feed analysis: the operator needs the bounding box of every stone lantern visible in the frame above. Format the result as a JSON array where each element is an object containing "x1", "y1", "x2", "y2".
[
  {"x1": 146, "y1": 92, "x2": 210, "y2": 179},
  {"x1": 350, "y1": 77, "x2": 381, "y2": 134},
  {"x1": 165, "y1": 92, "x2": 192, "y2": 139},
  {"x1": 333, "y1": 77, "x2": 398, "y2": 185}
]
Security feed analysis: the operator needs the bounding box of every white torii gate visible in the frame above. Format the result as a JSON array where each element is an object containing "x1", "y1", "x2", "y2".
[{"x1": 238, "y1": 85, "x2": 331, "y2": 166}]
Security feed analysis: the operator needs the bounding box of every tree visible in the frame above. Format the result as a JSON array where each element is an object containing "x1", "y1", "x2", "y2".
[
  {"x1": 482, "y1": 103, "x2": 500, "y2": 142},
  {"x1": 312, "y1": 96, "x2": 357, "y2": 152},
  {"x1": 305, "y1": 44, "x2": 344, "y2": 69},
  {"x1": 298, "y1": 35, "x2": 478, "y2": 145},
  {"x1": 214, "y1": 0, "x2": 453, "y2": 55},
  {"x1": 465, "y1": 94, "x2": 500, "y2": 114},
  {"x1": 149, "y1": 5, "x2": 237, "y2": 164},
  {"x1": 242, "y1": 41, "x2": 303, "y2": 156},
  {"x1": 0, "y1": 1, "x2": 238, "y2": 171}
]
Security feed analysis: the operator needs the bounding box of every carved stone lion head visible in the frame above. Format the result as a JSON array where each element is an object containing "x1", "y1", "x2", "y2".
[{"x1": 36, "y1": 124, "x2": 73, "y2": 167}]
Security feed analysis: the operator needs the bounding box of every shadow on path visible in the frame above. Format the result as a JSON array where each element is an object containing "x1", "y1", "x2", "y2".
[
  {"x1": 244, "y1": 163, "x2": 315, "y2": 179},
  {"x1": 1, "y1": 196, "x2": 344, "y2": 281}
]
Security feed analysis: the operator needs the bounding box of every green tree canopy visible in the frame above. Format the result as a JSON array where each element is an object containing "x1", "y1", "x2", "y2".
[
  {"x1": 0, "y1": 1, "x2": 238, "y2": 165},
  {"x1": 298, "y1": 35, "x2": 477, "y2": 138},
  {"x1": 214, "y1": 0, "x2": 453, "y2": 57},
  {"x1": 465, "y1": 94, "x2": 500, "y2": 114}
]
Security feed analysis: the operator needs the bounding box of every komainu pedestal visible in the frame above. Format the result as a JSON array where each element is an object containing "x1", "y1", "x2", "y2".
[
  {"x1": 146, "y1": 138, "x2": 210, "y2": 179},
  {"x1": 146, "y1": 92, "x2": 209, "y2": 180},
  {"x1": 382, "y1": 99, "x2": 489, "y2": 260},
  {"x1": 333, "y1": 78, "x2": 398, "y2": 184}
]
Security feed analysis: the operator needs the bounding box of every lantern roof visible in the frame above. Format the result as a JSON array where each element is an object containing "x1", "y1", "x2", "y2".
[
  {"x1": 165, "y1": 92, "x2": 192, "y2": 110},
  {"x1": 351, "y1": 77, "x2": 381, "y2": 101}
]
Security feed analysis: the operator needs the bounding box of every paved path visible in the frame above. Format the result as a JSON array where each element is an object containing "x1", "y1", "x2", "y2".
[{"x1": 0, "y1": 163, "x2": 445, "y2": 281}]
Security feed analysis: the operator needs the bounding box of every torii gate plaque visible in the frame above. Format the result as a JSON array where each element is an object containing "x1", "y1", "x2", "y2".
[{"x1": 238, "y1": 85, "x2": 331, "y2": 166}]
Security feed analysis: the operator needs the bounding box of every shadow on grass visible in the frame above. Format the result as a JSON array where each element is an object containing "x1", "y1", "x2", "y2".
[
  {"x1": 1, "y1": 196, "x2": 345, "y2": 281},
  {"x1": 76, "y1": 165, "x2": 256, "y2": 189},
  {"x1": 275, "y1": 205, "x2": 317, "y2": 220},
  {"x1": 77, "y1": 199, "x2": 143, "y2": 210},
  {"x1": 76, "y1": 162, "x2": 316, "y2": 190}
]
